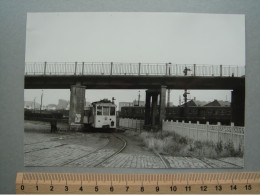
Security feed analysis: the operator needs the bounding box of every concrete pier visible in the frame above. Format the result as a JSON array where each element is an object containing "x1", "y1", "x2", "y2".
[
  {"x1": 144, "y1": 91, "x2": 151, "y2": 126},
  {"x1": 231, "y1": 88, "x2": 245, "y2": 126},
  {"x1": 159, "y1": 85, "x2": 167, "y2": 127},
  {"x1": 151, "y1": 93, "x2": 158, "y2": 126},
  {"x1": 144, "y1": 86, "x2": 167, "y2": 130},
  {"x1": 69, "y1": 84, "x2": 86, "y2": 130}
]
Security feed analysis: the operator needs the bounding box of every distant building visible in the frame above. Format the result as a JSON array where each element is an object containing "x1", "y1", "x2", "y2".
[
  {"x1": 56, "y1": 99, "x2": 69, "y2": 110},
  {"x1": 24, "y1": 101, "x2": 40, "y2": 110},
  {"x1": 204, "y1": 100, "x2": 231, "y2": 107},
  {"x1": 119, "y1": 102, "x2": 133, "y2": 111},
  {"x1": 133, "y1": 100, "x2": 145, "y2": 107},
  {"x1": 46, "y1": 104, "x2": 57, "y2": 110},
  {"x1": 85, "y1": 101, "x2": 91, "y2": 107},
  {"x1": 84, "y1": 101, "x2": 92, "y2": 110},
  {"x1": 118, "y1": 100, "x2": 145, "y2": 111}
]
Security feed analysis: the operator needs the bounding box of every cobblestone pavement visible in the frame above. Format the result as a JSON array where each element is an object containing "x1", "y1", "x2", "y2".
[
  {"x1": 164, "y1": 156, "x2": 242, "y2": 168},
  {"x1": 24, "y1": 121, "x2": 243, "y2": 168},
  {"x1": 99, "y1": 132, "x2": 166, "y2": 168}
]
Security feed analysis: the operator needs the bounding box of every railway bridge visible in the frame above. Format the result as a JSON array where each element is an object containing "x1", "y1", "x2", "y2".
[{"x1": 24, "y1": 62, "x2": 245, "y2": 129}]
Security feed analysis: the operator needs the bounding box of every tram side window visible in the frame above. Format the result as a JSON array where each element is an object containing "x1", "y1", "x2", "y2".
[
  {"x1": 97, "y1": 106, "x2": 102, "y2": 115},
  {"x1": 110, "y1": 107, "x2": 115, "y2": 116},
  {"x1": 103, "y1": 106, "x2": 109, "y2": 116}
]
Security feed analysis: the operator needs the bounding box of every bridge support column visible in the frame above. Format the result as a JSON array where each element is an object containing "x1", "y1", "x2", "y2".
[
  {"x1": 151, "y1": 94, "x2": 158, "y2": 126},
  {"x1": 69, "y1": 84, "x2": 86, "y2": 131},
  {"x1": 231, "y1": 88, "x2": 245, "y2": 126},
  {"x1": 144, "y1": 90, "x2": 152, "y2": 126},
  {"x1": 159, "y1": 85, "x2": 167, "y2": 128}
]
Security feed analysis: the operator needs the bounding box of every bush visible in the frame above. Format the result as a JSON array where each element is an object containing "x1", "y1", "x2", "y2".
[
  {"x1": 138, "y1": 130, "x2": 243, "y2": 159},
  {"x1": 194, "y1": 141, "x2": 203, "y2": 149},
  {"x1": 139, "y1": 131, "x2": 189, "y2": 156},
  {"x1": 215, "y1": 140, "x2": 223, "y2": 154},
  {"x1": 223, "y1": 141, "x2": 243, "y2": 157},
  {"x1": 179, "y1": 137, "x2": 188, "y2": 145}
]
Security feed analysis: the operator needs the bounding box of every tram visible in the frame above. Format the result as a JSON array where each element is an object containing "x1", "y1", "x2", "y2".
[{"x1": 84, "y1": 99, "x2": 117, "y2": 129}]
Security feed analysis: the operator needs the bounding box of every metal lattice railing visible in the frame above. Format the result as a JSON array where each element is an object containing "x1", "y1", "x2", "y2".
[{"x1": 25, "y1": 62, "x2": 245, "y2": 77}]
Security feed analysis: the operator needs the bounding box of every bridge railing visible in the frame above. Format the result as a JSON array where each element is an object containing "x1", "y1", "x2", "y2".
[{"x1": 25, "y1": 62, "x2": 245, "y2": 77}]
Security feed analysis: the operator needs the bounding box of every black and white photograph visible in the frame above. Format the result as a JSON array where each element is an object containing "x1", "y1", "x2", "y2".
[{"x1": 24, "y1": 12, "x2": 245, "y2": 168}]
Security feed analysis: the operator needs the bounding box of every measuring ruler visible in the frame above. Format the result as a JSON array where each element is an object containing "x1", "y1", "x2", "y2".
[{"x1": 16, "y1": 172, "x2": 260, "y2": 194}]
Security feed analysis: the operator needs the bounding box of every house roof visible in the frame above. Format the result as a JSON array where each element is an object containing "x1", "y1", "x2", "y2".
[
  {"x1": 181, "y1": 99, "x2": 230, "y2": 107},
  {"x1": 181, "y1": 99, "x2": 209, "y2": 107},
  {"x1": 204, "y1": 99, "x2": 231, "y2": 107}
]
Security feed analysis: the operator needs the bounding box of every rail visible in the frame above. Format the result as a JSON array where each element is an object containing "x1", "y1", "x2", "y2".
[
  {"x1": 25, "y1": 62, "x2": 245, "y2": 77},
  {"x1": 94, "y1": 134, "x2": 127, "y2": 167}
]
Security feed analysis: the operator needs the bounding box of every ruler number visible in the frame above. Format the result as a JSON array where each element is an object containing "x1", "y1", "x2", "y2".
[
  {"x1": 20, "y1": 185, "x2": 24, "y2": 190},
  {"x1": 155, "y1": 186, "x2": 159, "y2": 192},
  {"x1": 245, "y1": 184, "x2": 252, "y2": 190},
  {"x1": 95, "y1": 185, "x2": 99, "y2": 192},
  {"x1": 50, "y1": 185, "x2": 54, "y2": 191},
  {"x1": 200, "y1": 185, "x2": 207, "y2": 191},
  {"x1": 170, "y1": 185, "x2": 177, "y2": 191},
  {"x1": 126, "y1": 186, "x2": 129, "y2": 192},
  {"x1": 215, "y1": 185, "x2": 222, "y2": 191},
  {"x1": 110, "y1": 186, "x2": 114, "y2": 192},
  {"x1": 230, "y1": 184, "x2": 237, "y2": 190},
  {"x1": 185, "y1": 185, "x2": 191, "y2": 191},
  {"x1": 140, "y1": 186, "x2": 144, "y2": 192},
  {"x1": 65, "y1": 185, "x2": 69, "y2": 191},
  {"x1": 79, "y1": 186, "x2": 83, "y2": 191}
]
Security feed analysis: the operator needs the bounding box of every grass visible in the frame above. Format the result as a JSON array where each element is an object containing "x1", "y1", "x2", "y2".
[{"x1": 138, "y1": 130, "x2": 243, "y2": 159}]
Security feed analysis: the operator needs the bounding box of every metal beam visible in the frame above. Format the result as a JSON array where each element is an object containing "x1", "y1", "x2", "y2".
[{"x1": 24, "y1": 75, "x2": 245, "y2": 90}]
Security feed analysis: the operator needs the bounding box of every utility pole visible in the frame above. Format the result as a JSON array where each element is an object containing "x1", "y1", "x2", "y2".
[
  {"x1": 112, "y1": 97, "x2": 115, "y2": 104},
  {"x1": 138, "y1": 91, "x2": 140, "y2": 106},
  {"x1": 33, "y1": 97, "x2": 36, "y2": 113},
  {"x1": 167, "y1": 63, "x2": 171, "y2": 107},
  {"x1": 40, "y1": 90, "x2": 43, "y2": 114},
  {"x1": 183, "y1": 67, "x2": 191, "y2": 120},
  {"x1": 167, "y1": 89, "x2": 170, "y2": 107},
  {"x1": 183, "y1": 90, "x2": 190, "y2": 105},
  {"x1": 183, "y1": 67, "x2": 191, "y2": 105}
]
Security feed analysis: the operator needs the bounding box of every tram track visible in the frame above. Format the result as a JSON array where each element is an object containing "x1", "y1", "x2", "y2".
[
  {"x1": 59, "y1": 136, "x2": 110, "y2": 166},
  {"x1": 94, "y1": 133, "x2": 127, "y2": 167},
  {"x1": 153, "y1": 152, "x2": 171, "y2": 168},
  {"x1": 198, "y1": 157, "x2": 243, "y2": 168},
  {"x1": 24, "y1": 143, "x2": 68, "y2": 153}
]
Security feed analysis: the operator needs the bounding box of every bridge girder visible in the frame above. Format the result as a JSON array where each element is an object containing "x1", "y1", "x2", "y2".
[{"x1": 24, "y1": 75, "x2": 245, "y2": 90}]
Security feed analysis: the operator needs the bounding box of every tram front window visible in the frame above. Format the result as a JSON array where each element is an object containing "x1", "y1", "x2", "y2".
[
  {"x1": 97, "y1": 106, "x2": 102, "y2": 115},
  {"x1": 110, "y1": 107, "x2": 115, "y2": 116},
  {"x1": 103, "y1": 106, "x2": 109, "y2": 116}
]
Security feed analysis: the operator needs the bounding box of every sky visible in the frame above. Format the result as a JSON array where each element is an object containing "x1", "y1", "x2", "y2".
[{"x1": 24, "y1": 12, "x2": 245, "y2": 106}]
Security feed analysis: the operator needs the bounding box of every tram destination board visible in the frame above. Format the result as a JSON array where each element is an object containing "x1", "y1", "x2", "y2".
[{"x1": 16, "y1": 172, "x2": 260, "y2": 194}]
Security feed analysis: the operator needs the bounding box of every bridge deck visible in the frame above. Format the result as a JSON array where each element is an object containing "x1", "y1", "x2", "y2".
[{"x1": 24, "y1": 75, "x2": 245, "y2": 89}]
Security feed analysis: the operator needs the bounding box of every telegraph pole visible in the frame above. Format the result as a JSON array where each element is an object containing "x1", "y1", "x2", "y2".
[
  {"x1": 33, "y1": 97, "x2": 36, "y2": 113},
  {"x1": 167, "y1": 63, "x2": 171, "y2": 107},
  {"x1": 183, "y1": 67, "x2": 191, "y2": 104},
  {"x1": 40, "y1": 90, "x2": 43, "y2": 114},
  {"x1": 183, "y1": 67, "x2": 191, "y2": 120},
  {"x1": 138, "y1": 91, "x2": 140, "y2": 106}
]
